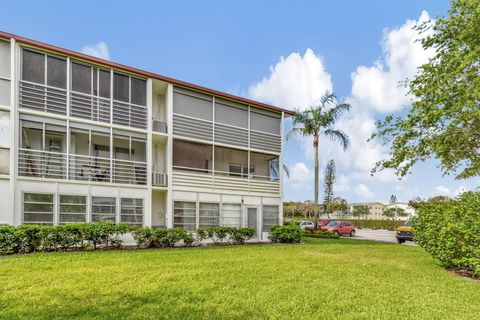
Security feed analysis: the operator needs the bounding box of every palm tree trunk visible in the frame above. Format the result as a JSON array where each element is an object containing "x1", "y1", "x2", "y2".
[{"x1": 313, "y1": 135, "x2": 319, "y2": 218}]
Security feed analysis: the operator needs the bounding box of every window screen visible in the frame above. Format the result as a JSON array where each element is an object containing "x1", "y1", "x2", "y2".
[
  {"x1": 47, "y1": 56, "x2": 66, "y2": 89},
  {"x1": 0, "y1": 40, "x2": 10, "y2": 78},
  {"x1": 215, "y1": 101, "x2": 248, "y2": 128},
  {"x1": 99, "y1": 70, "x2": 111, "y2": 98},
  {"x1": 262, "y1": 205, "x2": 279, "y2": 232},
  {"x1": 71, "y1": 63, "x2": 91, "y2": 94},
  {"x1": 113, "y1": 73, "x2": 129, "y2": 102},
  {"x1": 23, "y1": 193, "x2": 54, "y2": 225},
  {"x1": 199, "y1": 203, "x2": 219, "y2": 228},
  {"x1": 22, "y1": 50, "x2": 45, "y2": 84},
  {"x1": 250, "y1": 111, "x2": 281, "y2": 135},
  {"x1": 131, "y1": 78, "x2": 146, "y2": 106},
  {"x1": 91, "y1": 197, "x2": 116, "y2": 222},
  {"x1": 173, "y1": 89, "x2": 212, "y2": 121},
  {"x1": 59, "y1": 195, "x2": 86, "y2": 223},
  {"x1": 173, "y1": 201, "x2": 196, "y2": 231},
  {"x1": 120, "y1": 198, "x2": 143, "y2": 225},
  {"x1": 222, "y1": 204, "x2": 241, "y2": 227}
]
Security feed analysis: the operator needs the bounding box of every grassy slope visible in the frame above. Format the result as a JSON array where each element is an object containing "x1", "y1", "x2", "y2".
[{"x1": 0, "y1": 238, "x2": 478, "y2": 320}]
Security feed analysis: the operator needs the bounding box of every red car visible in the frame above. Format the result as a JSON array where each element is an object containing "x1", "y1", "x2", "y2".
[
  {"x1": 321, "y1": 221, "x2": 356, "y2": 237},
  {"x1": 315, "y1": 219, "x2": 331, "y2": 229}
]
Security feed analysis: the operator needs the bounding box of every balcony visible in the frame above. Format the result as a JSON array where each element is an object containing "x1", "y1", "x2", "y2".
[
  {"x1": 19, "y1": 81, "x2": 67, "y2": 115},
  {"x1": 19, "y1": 148, "x2": 147, "y2": 185}
]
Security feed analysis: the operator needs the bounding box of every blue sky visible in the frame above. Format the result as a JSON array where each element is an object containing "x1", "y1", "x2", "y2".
[{"x1": 1, "y1": 0, "x2": 477, "y2": 203}]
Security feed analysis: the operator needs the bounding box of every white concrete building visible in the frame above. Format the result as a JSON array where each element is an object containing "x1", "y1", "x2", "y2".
[{"x1": 0, "y1": 32, "x2": 294, "y2": 240}]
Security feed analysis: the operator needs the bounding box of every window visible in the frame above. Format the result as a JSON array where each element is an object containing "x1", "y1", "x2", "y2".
[
  {"x1": 262, "y1": 205, "x2": 279, "y2": 232},
  {"x1": 131, "y1": 78, "x2": 146, "y2": 106},
  {"x1": 199, "y1": 203, "x2": 219, "y2": 228},
  {"x1": 22, "y1": 50, "x2": 45, "y2": 84},
  {"x1": 222, "y1": 204, "x2": 241, "y2": 227},
  {"x1": 71, "y1": 62, "x2": 91, "y2": 94},
  {"x1": 173, "y1": 201, "x2": 196, "y2": 231},
  {"x1": 59, "y1": 195, "x2": 86, "y2": 223},
  {"x1": 23, "y1": 193, "x2": 54, "y2": 224},
  {"x1": 173, "y1": 87, "x2": 213, "y2": 121},
  {"x1": 250, "y1": 110, "x2": 281, "y2": 135},
  {"x1": 113, "y1": 73, "x2": 129, "y2": 102},
  {"x1": 228, "y1": 164, "x2": 254, "y2": 178},
  {"x1": 215, "y1": 99, "x2": 248, "y2": 128},
  {"x1": 98, "y1": 70, "x2": 111, "y2": 98},
  {"x1": 47, "y1": 56, "x2": 66, "y2": 89},
  {"x1": 120, "y1": 198, "x2": 143, "y2": 225},
  {"x1": 173, "y1": 140, "x2": 212, "y2": 172},
  {"x1": 91, "y1": 197, "x2": 116, "y2": 222}
]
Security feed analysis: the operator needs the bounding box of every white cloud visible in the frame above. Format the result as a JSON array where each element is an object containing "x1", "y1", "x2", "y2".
[
  {"x1": 351, "y1": 10, "x2": 434, "y2": 113},
  {"x1": 453, "y1": 186, "x2": 467, "y2": 197},
  {"x1": 248, "y1": 49, "x2": 332, "y2": 110},
  {"x1": 355, "y1": 184, "x2": 375, "y2": 199},
  {"x1": 434, "y1": 185, "x2": 450, "y2": 196},
  {"x1": 288, "y1": 162, "x2": 312, "y2": 183},
  {"x1": 81, "y1": 41, "x2": 110, "y2": 60}
]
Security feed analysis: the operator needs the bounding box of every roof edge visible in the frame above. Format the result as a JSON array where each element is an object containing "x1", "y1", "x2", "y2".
[{"x1": 0, "y1": 31, "x2": 295, "y2": 116}]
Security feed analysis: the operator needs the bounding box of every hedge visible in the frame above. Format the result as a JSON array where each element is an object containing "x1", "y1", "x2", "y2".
[
  {"x1": 414, "y1": 192, "x2": 480, "y2": 277},
  {"x1": 342, "y1": 219, "x2": 405, "y2": 231},
  {"x1": 303, "y1": 229, "x2": 340, "y2": 239},
  {"x1": 269, "y1": 224, "x2": 303, "y2": 243},
  {"x1": 0, "y1": 223, "x2": 257, "y2": 255}
]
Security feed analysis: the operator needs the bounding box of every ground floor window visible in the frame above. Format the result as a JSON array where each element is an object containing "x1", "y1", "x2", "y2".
[
  {"x1": 262, "y1": 205, "x2": 279, "y2": 232},
  {"x1": 120, "y1": 198, "x2": 143, "y2": 226},
  {"x1": 59, "y1": 195, "x2": 86, "y2": 223},
  {"x1": 23, "y1": 193, "x2": 54, "y2": 225},
  {"x1": 91, "y1": 197, "x2": 116, "y2": 222},
  {"x1": 173, "y1": 201, "x2": 196, "y2": 231},
  {"x1": 221, "y1": 204, "x2": 241, "y2": 227},
  {"x1": 199, "y1": 203, "x2": 219, "y2": 228}
]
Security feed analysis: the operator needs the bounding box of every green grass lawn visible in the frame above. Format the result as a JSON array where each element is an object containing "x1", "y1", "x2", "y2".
[{"x1": 0, "y1": 238, "x2": 478, "y2": 320}]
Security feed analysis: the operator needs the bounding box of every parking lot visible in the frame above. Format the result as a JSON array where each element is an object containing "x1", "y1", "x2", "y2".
[{"x1": 350, "y1": 229, "x2": 416, "y2": 246}]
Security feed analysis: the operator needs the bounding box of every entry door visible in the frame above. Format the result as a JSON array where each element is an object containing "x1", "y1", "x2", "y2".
[{"x1": 246, "y1": 207, "x2": 259, "y2": 239}]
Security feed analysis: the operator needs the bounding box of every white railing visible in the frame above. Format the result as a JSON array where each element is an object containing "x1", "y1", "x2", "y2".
[
  {"x1": 172, "y1": 166, "x2": 280, "y2": 194},
  {"x1": 113, "y1": 100, "x2": 148, "y2": 129},
  {"x1": 18, "y1": 148, "x2": 67, "y2": 179},
  {"x1": 70, "y1": 91, "x2": 110, "y2": 123},
  {"x1": 19, "y1": 148, "x2": 147, "y2": 185},
  {"x1": 113, "y1": 159, "x2": 147, "y2": 185},
  {"x1": 173, "y1": 114, "x2": 213, "y2": 141},
  {"x1": 19, "y1": 81, "x2": 67, "y2": 115}
]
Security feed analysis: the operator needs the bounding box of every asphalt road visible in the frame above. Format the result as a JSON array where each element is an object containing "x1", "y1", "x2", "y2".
[{"x1": 350, "y1": 229, "x2": 416, "y2": 246}]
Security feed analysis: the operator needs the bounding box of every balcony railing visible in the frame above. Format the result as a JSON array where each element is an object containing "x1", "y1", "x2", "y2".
[
  {"x1": 19, "y1": 148, "x2": 147, "y2": 186},
  {"x1": 19, "y1": 81, "x2": 147, "y2": 130},
  {"x1": 19, "y1": 81, "x2": 67, "y2": 115},
  {"x1": 172, "y1": 166, "x2": 280, "y2": 194}
]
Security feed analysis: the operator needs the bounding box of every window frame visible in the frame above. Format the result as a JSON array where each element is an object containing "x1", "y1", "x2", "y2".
[
  {"x1": 120, "y1": 198, "x2": 144, "y2": 226},
  {"x1": 91, "y1": 196, "x2": 117, "y2": 223},
  {"x1": 22, "y1": 192, "x2": 55, "y2": 225},
  {"x1": 58, "y1": 194, "x2": 87, "y2": 224},
  {"x1": 199, "y1": 202, "x2": 220, "y2": 228}
]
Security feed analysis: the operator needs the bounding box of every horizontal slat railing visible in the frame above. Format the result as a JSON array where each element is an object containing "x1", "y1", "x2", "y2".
[
  {"x1": 70, "y1": 91, "x2": 110, "y2": 123},
  {"x1": 19, "y1": 81, "x2": 67, "y2": 115},
  {"x1": 69, "y1": 154, "x2": 111, "y2": 183},
  {"x1": 173, "y1": 114, "x2": 213, "y2": 141},
  {"x1": 250, "y1": 130, "x2": 281, "y2": 153},
  {"x1": 113, "y1": 159, "x2": 147, "y2": 185},
  {"x1": 113, "y1": 100, "x2": 148, "y2": 129},
  {"x1": 214, "y1": 123, "x2": 248, "y2": 148},
  {"x1": 18, "y1": 148, "x2": 67, "y2": 179},
  {"x1": 172, "y1": 167, "x2": 280, "y2": 194}
]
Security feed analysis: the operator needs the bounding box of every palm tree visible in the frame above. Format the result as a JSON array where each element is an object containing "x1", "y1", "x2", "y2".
[{"x1": 287, "y1": 92, "x2": 351, "y2": 217}]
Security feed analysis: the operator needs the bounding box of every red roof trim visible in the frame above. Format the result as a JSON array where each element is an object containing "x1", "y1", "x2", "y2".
[{"x1": 0, "y1": 31, "x2": 295, "y2": 116}]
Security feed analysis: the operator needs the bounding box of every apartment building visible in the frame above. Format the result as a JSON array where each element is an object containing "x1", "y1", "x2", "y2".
[
  {"x1": 348, "y1": 201, "x2": 415, "y2": 220},
  {"x1": 0, "y1": 32, "x2": 294, "y2": 240}
]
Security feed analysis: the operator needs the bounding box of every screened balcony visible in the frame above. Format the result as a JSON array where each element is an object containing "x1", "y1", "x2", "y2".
[
  {"x1": 19, "y1": 49, "x2": 148, "y2": 129},
  {"x1": 18, "y1": 119, "x2": 147, "y2": 185},
  {"x1": 172, "y1": 140, "x2": 280, "y2": 194}
]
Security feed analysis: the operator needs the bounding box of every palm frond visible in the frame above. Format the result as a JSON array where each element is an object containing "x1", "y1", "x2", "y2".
[{"x1": 323, "y1": 129, "x2": 350, "y2": 150}]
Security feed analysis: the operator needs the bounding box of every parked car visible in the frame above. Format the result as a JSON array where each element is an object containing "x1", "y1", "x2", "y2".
[
  {"x1": 299, "y1": 221, "x2": 315, "y2": 230},
  {"x1": 315, "y1": 220, "x2": 331, "y2": 229},
  {"x1": 321, "y1": 221, "x2": 356, "y2": 237},
  {"x1": 396, "y1": 219, "x2": 414, "y2": 244}
]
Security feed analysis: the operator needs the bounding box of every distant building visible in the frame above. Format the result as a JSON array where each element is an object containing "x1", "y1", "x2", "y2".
[{"x1": 347, "y1": 201, "x2": 416, "y2": 220}]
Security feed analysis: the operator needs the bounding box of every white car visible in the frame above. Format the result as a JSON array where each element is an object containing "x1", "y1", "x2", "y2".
[{"x1": 299, "y1": 221, "x2": 315, "y2": 230}]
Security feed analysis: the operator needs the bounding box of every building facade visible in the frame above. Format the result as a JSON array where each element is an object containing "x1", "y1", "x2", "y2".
[
  {"x1": 348, "y1": 202, "x2": 415, "y2": 220},
  {"x1": 0, "y1": 32, "x2": 293, "y2": 240}
]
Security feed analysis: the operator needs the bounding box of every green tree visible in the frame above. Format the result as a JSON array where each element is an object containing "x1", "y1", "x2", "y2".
[
  {"x1": 389, "y1": 194, "x2": 397, "y2": 204},
  {"x1": 288, "y1": 93, "x2": 350, "y2": 216},
  {"x1": 323, "y1": 159, "x2": 335, "y2": 218},
  {"x1": 352, "y1": 205, "x2": 369, "y2": 219},
  {"x1": 326, "y1": 197, "x2": 348, "y2": 217},
  {"x1": 372, "y1": 0, "x2": 480, "y2": 180},
  {"x1": 382, "y1": 208, "x2": 397, "y2": 220}
]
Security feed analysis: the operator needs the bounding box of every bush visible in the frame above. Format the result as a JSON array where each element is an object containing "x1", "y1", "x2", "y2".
[
  {"x1": 414, "y1": 192, "x2": 480, "y2": 276},
  {"x1": 343, "y1": 219, "x2": 404, "y2": 231},
  {"x1": 0, "y1": 225, "x2": 19, "y2": 254},
  {"x1": 269, "y1": 224, "x2": 303, "y2": 243},
  {"x1": 303, "y1": 230, "x2": 339, "y2": 239}
]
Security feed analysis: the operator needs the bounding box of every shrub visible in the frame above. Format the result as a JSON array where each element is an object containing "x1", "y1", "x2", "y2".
[
  {"x1": 229, "y1": 228, "x2": 255, "y2": 244},
  {"x1": 303, "y1": 230, "x2": 339, "y2": 239},
  {"x1": 0, "y1": 225, "x2": 19, "y2": 254},
  {"x1": 414, "y1": 192, "x2": 480, "y2": 276},
  {"x1": 269, "y1": 224, "x2": 302, "y2": 243}
]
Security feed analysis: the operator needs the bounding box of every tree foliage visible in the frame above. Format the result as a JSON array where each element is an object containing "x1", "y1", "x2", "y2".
[
  {"x1": 352, "y1": 205, "x2": 369, "y2": 219},
  {"x1": 372, "y1": 0, "x2": 480, "y2": 179},
  {"x1": 323, "y1": 159, "x2": 336, "y2": 216}
]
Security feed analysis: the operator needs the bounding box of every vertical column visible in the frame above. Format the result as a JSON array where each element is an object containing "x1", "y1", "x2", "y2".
[
  {"x1": 9, "y1": 38, "x2": 17, "y2": 225},
  {"x1": 279, "y1": 112, "x2": 285, "y2": 225},
  {"x1": 109, "y1": 70, "x2": 114, "y2": 183},
  {"x1": 66, "y1": 57, "x2": 70, "y2": 180},
  {"x1": 211, "y1": 96, "x2": 215, "y2": 190},
  {"x1": 247, "y1": 106, "x2": 251, "y2": 193},
  {"x1": 165, "y1": 84, "x2": 173, "y2": 228},
  {"x1": 145, "y1": 78, "x2": 153, "y2": 227}
]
